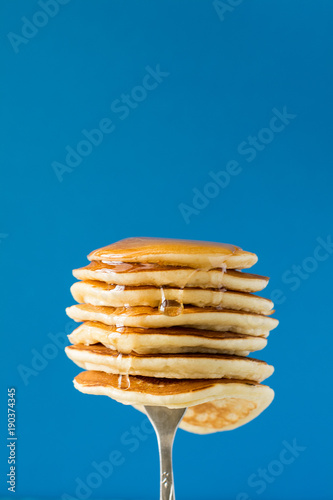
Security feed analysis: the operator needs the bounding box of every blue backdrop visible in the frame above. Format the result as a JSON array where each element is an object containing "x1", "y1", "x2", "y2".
[{"x1": 1, "y1": 1, "x2": 332, "y2": 499}]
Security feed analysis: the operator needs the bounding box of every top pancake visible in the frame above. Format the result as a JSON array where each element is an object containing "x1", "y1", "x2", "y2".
[{"x1": 88, "y1": 237, "x2": 258, "y2": 269}]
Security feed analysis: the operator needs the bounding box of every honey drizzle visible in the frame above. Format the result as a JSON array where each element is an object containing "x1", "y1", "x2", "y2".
[
  {"x1": 158, "y1": 287, "x2": 184, "y2": 317},
  {"x1": 116, "y1": 352, "x2": 131, "y2": 390},
  {"x1": 157, "y1": 259, "x2": 229, "y2": 317}
]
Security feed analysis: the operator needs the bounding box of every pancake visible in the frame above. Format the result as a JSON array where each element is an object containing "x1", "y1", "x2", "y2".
[
  {"x1": 70, "y1": 280, "x2": 274, "y2": 315},
  {"x1": 66, "y1": 304, "x2": 278, "y2": 336},
  {"x1": 74, "y1": 370, "x2": 274, "y2": 431},
  {"x1": 180, "y1": 393, "x2": 275, "y2": 433},
  {"x1": 66, "y1": 238, "x2": 278, "y2": 434},
  {"x1": 73, "y1": 262, "x2": 269, "y2": 292},
  {"x1": 88, "y1": 237, "x2": 258, "y2": 269},
  {"x1": 68, "y1": 322, "x2": 267, "y2": 355},
  {"x1": 65, "y1": 344, "x2": 274, "y2": 382}
]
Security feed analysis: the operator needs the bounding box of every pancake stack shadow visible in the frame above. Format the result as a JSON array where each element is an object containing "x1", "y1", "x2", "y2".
[{"x1": 65, "y1": 237, "x2": 278, "y2": 433}]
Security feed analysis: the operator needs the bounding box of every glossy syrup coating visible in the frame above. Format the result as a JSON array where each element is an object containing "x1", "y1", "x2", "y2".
[{"x1": 88, "y1": 237, "x2": 258, "y2": 269}]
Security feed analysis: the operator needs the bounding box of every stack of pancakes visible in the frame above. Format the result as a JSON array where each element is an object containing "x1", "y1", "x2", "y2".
[{"x1": 65, "y1": 237, "x2": 278, "y2": 434}]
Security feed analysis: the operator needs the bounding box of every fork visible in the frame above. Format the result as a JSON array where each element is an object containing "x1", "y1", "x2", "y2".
[{"x1": 144, "y1": 406, "x2": 187, "y2": 500}]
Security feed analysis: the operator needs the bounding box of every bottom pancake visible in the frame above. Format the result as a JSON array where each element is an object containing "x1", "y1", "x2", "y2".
[
  {"x1": 180, "y1": 398, "x2": 271, "y2": 433},
  {"x1": 74, "y1": 371, "x2": 274, "y2": 431}
]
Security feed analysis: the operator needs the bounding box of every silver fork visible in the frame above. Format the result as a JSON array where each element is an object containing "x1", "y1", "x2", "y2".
[{"x1": 144, "y1": 406, "x2": 187, "y2": 500}]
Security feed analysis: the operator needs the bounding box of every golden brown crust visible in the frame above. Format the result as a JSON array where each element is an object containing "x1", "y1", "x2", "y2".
[
  {"x1": 87, "y1": 237, "x2": 258, "y2": 269},
  {"x1": 69, "y1": 321, "x2": 263, "y2": 339},
  {"x1": 75, "y1": 370, "x2": 258, "y2": 395},
  {"x1": 67, "y1": 343, "x2": 268, "y2": 363}
]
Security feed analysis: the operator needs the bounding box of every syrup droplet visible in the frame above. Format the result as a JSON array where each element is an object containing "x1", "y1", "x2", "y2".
[
  {"x1": 114, "y1": 284, "x2": 125, "y2": 291},
  {"x1": 159, "y1": 287, "x2": 184, "y2": 317},
  {"x1": 118, "y1": 374, "x2": 130, "y2": 390},
  {"x1": 159, "y1": 299, "x2": 184, "y2": 317},
  {"x1": 116, "y1": 353, "x2": 131, "y2": 390},
  {"x1": 109, "y1": 325, "x2": 124, "y2": 339}
]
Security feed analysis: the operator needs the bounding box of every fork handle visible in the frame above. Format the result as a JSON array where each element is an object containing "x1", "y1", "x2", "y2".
[
  {"x1": 144, "y1": 405, "x2": 186, "y2": 500},
  {"x1": 157, "y1": 433, "x2": 175, "y2": 500}
]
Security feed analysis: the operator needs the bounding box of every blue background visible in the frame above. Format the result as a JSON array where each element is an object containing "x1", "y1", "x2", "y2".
[{"x1": 1, "y1": 1, "x2": 332, "y2": 499}]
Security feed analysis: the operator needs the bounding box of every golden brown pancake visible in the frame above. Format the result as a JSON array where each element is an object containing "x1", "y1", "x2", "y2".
[
  {"x1": 73, "y1": 262, "x2": 269, "y2": 292},
  {"x1": 66, "y1": 304, "x2": 278, "y2": 336},
  {"x1": 65, "y1": 343, "x2": 274, "y2": 382},
  {"x1": 88, "y1": 237, "x2": 258, "y2": 269},
  {"x1": 74, "y1": 370, "x2": 274, "y2": 432},
  {"x1": 68, "y1": 321, "x2": 267, "y2": 355},
  {"x1": 70, "y1": 280, "x2": 274, "y2": 314}
]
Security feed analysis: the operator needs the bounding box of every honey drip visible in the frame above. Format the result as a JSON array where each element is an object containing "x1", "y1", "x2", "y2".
[
  {"x1": 116, "y1": 353, "x2": 131, "y2": 390},
  {"x1": 118, "y1": 374, "x2": 131, "y2": 390},
  {"x1": 159, "y1": 299, "x2": 184, "y2": 317},
  {"x1": 158, "y1": 287, "x2": 184, "y2": 317}
]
